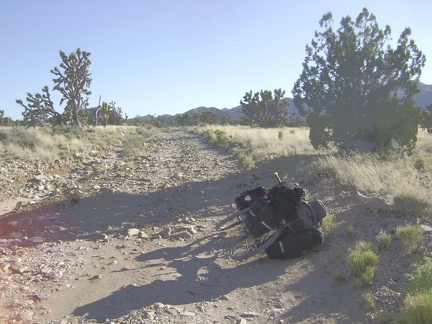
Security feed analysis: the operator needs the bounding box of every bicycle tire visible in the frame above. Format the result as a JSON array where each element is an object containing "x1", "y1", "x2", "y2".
[
  {"x1": 229, "y1": 228, "x2": 283, "y2": 261},
  {"x1": 215, "y1": 207, "x2": 251, "y2": 231}
]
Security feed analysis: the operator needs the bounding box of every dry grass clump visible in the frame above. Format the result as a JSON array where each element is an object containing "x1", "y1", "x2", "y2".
[
  {"x1": 192, "y1": 125, "x2": 316, "y2": 162},
  {"x1": 306, "y1": 152, "x2": 417, "y2": 195},
  {"x1": 192, "y1": 125, "x2": 432, "y2": 219},
  {"x1": 302, "y1": 134, "x2": 432, "y2": 218},
  {"x1": 0, "y1": 125, "x2": 157, "y2": 165}
]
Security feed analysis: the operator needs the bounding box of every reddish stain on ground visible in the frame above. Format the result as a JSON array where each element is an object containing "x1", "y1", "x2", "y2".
[{"x1": 0, "y1": 202, "x2": 77, "y2": 246}]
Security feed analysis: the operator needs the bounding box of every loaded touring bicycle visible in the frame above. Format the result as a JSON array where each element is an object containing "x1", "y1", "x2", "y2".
[{"x1": 216, "y1": 173, "x2": 327, "y2": 261}]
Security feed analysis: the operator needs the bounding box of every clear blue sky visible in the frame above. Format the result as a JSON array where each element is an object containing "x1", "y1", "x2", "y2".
[{"x1": 1, "y1": 0, "x2": 431, "y2": 120}]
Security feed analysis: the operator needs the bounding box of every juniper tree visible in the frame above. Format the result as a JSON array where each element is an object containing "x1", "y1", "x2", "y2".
[{"x1": 292, "y1": 8, "x2": 426, "y2": 152}]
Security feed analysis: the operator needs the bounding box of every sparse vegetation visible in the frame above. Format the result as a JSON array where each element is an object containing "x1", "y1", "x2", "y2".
[
  {"x1": 399, "y1": 257, "x2": 432, "y2": 323},
  {"x1": 1, "y1": 124, "x2": 432, "y2": 321},
  {"x1": 332, "y1": 269, "x2": 345, "y2": 284},
  {"x1": 0, "y1": 126, "x2": 153, "y2": 164},
  {"x1": 321, "y1": 213, "x2": 334, "y2": 231},
  {"x1": 361, "y1": 291, "x2": 376, "y2": 310},
  {"x1": 376, "y1": 229, "x2": 392, "y2": 248},
  {"x1": 348, "y1": 241, "x2": 378, "y2": 286},
  {"x1": 395, "y1": 224, "x2": 424, "y2": 253}
]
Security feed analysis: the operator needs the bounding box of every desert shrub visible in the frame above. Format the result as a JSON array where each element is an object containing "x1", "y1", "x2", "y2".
[
  {"x1": 398, "y1": 257, "x2": 432, "y2": 323},
  {"x1": 404, "y1": 257, "x2": 432, "y2": 295},
  {"x1": 346, "y1": 225, "x2": 354, "y2": 235},
  {"x1": 214, "y1": 129, "x2": 228, "y2": 144},
  {"x1": 348, "y1": 241, "x2": 378, "y2": 286},
  {"x1": 376, "y1": 229, "x2": 392, "y2": 248},
  {"x1": 321, "y1": 213, "x2": 334, "y2": 231},
  {"x1": 51, "y1": 125, "x2": 84, "y2": 139},
  {"x1": 362, "y1": 291, "x2": 376, "y2": 310},
  {"x1": 395, "y1": 225, "x2": 424, "y2": 253},
  {"x1": 136, "y1": 125, "x2": 159, "y2": 138},
  {"x1": 398, "y1": 292, "x2": 432, "y2": 324},
  {"x1": 332, "y1": 269, "x2": 345, "y2": 284},
  {"x1": 278, "y1": 131, "x2": 283, "y2": 140}
]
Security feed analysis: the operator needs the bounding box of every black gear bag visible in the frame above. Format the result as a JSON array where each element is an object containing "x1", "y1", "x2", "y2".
[{"x1": 265, "y1": 227, "x2": 324, "y2": 259}]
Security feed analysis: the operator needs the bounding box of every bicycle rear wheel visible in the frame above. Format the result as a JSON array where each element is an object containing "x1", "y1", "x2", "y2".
[
  {"x1": 215, "y1": 207, "x2": 250, "y2": 231},
  {"x1": 229, "y1": 228, "x2": 283, "y2": 261}
]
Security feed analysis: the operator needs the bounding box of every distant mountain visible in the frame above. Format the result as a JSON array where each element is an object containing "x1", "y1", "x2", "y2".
[
  {"x1": 414, "y1": 82, "x2": 432, "y2": 109},
  {"x1": 133, "y1": 82, "x2": 432, "y2": 122}
]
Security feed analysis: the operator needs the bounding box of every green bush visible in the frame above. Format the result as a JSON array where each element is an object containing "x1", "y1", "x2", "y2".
[
  {"x1": 214, "y1": 129, "x2": 228, "y2": 143},
  {"x1": 395, "y1": 225, "x2": 424, "y2": 253},
  {"x1": 398, "y1": 292, "x2": 432, "y2": 324},
  {"x1": 348, "y1": 241, "x2": 378, "y2": 286},
  {"x1": 376, "y1": 229, "x2": 392, "y2": 248},
  {"x1": 399, "y1": 257, "x2": 432, "y2": 323},
  {"x1": 404, "y1": 257, "x2": 432, "y2": 295}
]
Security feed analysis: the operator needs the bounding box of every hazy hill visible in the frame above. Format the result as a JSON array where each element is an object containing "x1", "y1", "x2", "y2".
[
  {"x1": 415, "y1": 82, "x2": 432, "y2": 108},
  {"x1": 134, "y1": 82, "x2": 432, "y2": 122}
]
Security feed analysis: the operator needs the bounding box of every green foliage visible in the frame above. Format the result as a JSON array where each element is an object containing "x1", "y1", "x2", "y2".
[
  {"x1": 362, "y1": 291, "x2": 376, "y2": 310},
  {"x1": 0, "y1": 110, "x2": 15, "y2": 126},
  {"x1": 404, "y1": 257, "x2": 432, "y2": 295},
  {"x1": 348, "y1": 241, "x2": 378, "y2": 286},
  {"x1": 376, "y1": 229, "x2": 392, "y2": 248},
  {"x1": 240, "y1": 88, "x2": 290, "y2": 127},
  {"x1": 321, "y1": 213, "x2": 334, "y2": 231},
  {"x1": 16, "y1": 86, "x2": 66, "y2": 128},
  {"x1": 107, "y1": 101, "x2": 125, "y2": 125},
  {"x1": 346, "y1": 225, "x2": 354, "y2": 235},
  {"x1": 332, "y1": 269, "x2": 345, "y2": 284},
  {"x1": 101, "y1": 102, "x2": 110, "y2": 127},
  {"x1": 420, "y1": 104, "x2": 432, "y2": 134},
  {"x1": 293, "y1": 8, "x2": 426, "y2": 153},
  {"x1": 395, "y1": 224, "x2": 423, "y2": 253},
  {"x1": 398, "y1": 292, "x2": 432, "y2": 324},
  {"x1": 199, "y1": 111, "x2": 220, "y2": 124},
  {"x1": 399, "y1": 258, "x2": 432, "y2": 323},
  {"x1": 214, "y1": 129, "x2": 228, "y2": 143}
]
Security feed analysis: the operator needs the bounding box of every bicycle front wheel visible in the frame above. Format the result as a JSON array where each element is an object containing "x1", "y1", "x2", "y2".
[
  {"x1": 229, "y1": 228, "x2": 283, "y2": 261},
  {"x1": 215, "y1": 207, "x2": 250, "y2": 231}
]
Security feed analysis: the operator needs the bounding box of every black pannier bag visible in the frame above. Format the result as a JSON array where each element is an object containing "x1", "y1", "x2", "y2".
[
  {"x1": 244, "y1": 198, "x2": 288, "y2": 238},
  {"x1": 286, "y1": 200, "x2": 328, "y2": 233},
  {"x1": 265, "y1": 227, "x2": 324, "y2": 259},
  {"x1": 268, "y1": 185, "x2": 305, "y2": 221},
  {"x1": 245, "y1": 198, "x2": 296, "y2": 238},
  {"x1": 243, "y1": 185, "x2": 309, "y2": 238},
  {"x1": 267, "y1": 185, "x2": 305, "y2": 207},
  {"x1": 234, "y1": 186, "x2": 267, "y2": 210}
]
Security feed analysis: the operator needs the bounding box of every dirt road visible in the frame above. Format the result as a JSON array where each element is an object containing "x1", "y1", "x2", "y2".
[{"x1": 0, "y1": 130, "x2": 401, "y2": 323}]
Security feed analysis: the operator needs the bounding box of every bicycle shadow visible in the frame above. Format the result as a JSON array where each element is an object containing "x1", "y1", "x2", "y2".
[{"x1": 73, "y1": 232, "x2": 288, "y2": 321}]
